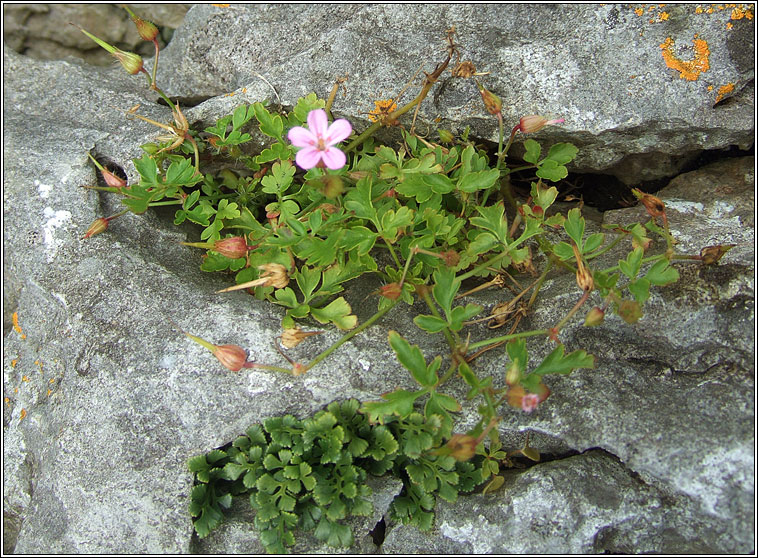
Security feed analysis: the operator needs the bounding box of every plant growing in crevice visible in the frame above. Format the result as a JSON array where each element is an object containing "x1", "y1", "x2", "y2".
[{"x1": 75, "y1": 9, "x2": 735, "y2": 552}]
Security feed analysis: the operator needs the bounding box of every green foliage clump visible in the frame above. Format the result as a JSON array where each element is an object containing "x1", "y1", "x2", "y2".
[{"x1": 188, "y1": 399, "x2": 479, "y2": 553}]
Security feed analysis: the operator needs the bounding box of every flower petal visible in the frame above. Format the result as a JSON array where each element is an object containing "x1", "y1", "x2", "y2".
[
  {"x1": 306, "y1": 109, "x2": 329, "y2": 138},
  {"x1": 288, "y1": 126, "x2": 317, "y2": 148},
  {"x1": 320, "y1": 147, "x2": 346, "y2": 170},
  {"x1": 325, "y1": 118, "x2": 352, "y2": 145},
  {"x1": 295, "y1": 147, "x2": 323, "y2": 170}
]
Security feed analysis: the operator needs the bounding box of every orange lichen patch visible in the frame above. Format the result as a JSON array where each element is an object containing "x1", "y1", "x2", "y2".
[
  {"x1": 660, "y1": 35, "x2": 710, "y2": 81},
  {"x1": 715, "y1": 82, "x2": 735, "y2": 102},
  {"x1": 11, "y1": 359, "x2": 18, "y2": 368},
  {"x1": 695, "y1": 6, "x2": 704, "y2": 13},
  {"x1": 211, "y1": 4, "x2": 230, "y2": 7},
  {"x1": 635, "y1": 7, "x2": 644, "y2": 16},
  {"x1": 708, "y1": 84, "x2": 715, "y2": 90},
  {"x1": 12, "y1": 312, "x2": 26, "y2": 339},
  {"x1": 22, "y1": 375, "x2": 30, "y2": 382},
  {"x1": 368, "y1": 99, "x2": 398, "y2": 123},
  {"x1": 19, "y1": 408, "x2": 27, "y2": 421},
  {"x1": 659, "y1": 11, "x2": 670, "y2": 20},
  {"x1": 731, "y1": 5, "x2": 754, "y2": 19}
]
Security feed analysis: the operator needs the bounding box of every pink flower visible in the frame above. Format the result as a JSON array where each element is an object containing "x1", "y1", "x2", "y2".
[
  {"x1": 288, "y1": 109, "x2": 352, "y2": 170},
  {"x1": 521, "y1": 393, "x2": 540, "y2": 413}
]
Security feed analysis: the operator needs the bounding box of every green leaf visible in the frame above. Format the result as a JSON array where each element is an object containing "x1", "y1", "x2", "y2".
[
  {"x1": 545, "y1": 142, "x2": 578, "y2": 165},
  {"x1": 456, "y1": 168, "x2": 500, "y2": 193},
  {"x1": 523, "y1": 139, "x2": 541, "y2": 164},
  {"x1": 447, "y1": 303, "x2": 483, "y2": 331},
  {"x1": 583, "y1": 232, "x2": 605, "y2": 255},
  {"x1": 344, "y1": 176, "x2": 378, "y2": 223},
  {"x1": 552, "y1": 242, "x2": 575, "y2": 261},
  {"x1": 295, "y1": 266, "x2": 321, "y2": 300},
  {"x1": 340, "y1": 226, "x2": 378, "y2": 256},
  {"x1": 215, "y1": 198, "x2": 241, "y2": 220},
  {"x1": 628, "y1": 277, "x2": 651, "y2": 304},
  {"x1": 506, "y1": 338, "x2": 528, "y2": 373},
  {"x1": 619, "y1": 246, "x2": 644, "y2": 279},
  {"x1": 617, "y1": 299, "x2": 643, "y2": 323},
  {"x1": 389, "y1": 330, "x2": 436, "y2": 387},
  {"x1": 531, "y1": 181, "x2": 558, "y2": 210},
  {"x1": 379, "y1": 206, "x2": 414, "y2": 242},
  {"x1": 360, "y1": 389, "x2": 423, "y2": 424},
  {"x1": 254, "y1": 102, "x2": 284, "y2": 139},
  {"x1": 413, "y1": 314, "x2": 449, "y2": 333},
  {"x1": 536, "y1": 159, "x2": 568, "y2": 182},
  {"x1": 531, "y1": 345, "x2": 595, "y2": 377},
  {"x1": 431, "y1": 267, "x2": 461, "y2": 317},
  {"x1": 645, "y1": 259, "x2": 679, "y2": 285},
  {"x1": 310, "y1": 297, "x2": 357, "y2": 330},
  {"x1": 563, "y1": 208, "x2": 585, "y2": 248},
  {"x1": 133, "y1": 154, "x2": 159, "y2": 186},
  {"x1": 470, "y1": 203, "x2": 509, "y2": 244}
]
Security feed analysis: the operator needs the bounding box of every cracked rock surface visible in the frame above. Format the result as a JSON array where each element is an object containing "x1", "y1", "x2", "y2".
[{"x1": 3, "y1": 5, "x2": 755, "y2": 554}]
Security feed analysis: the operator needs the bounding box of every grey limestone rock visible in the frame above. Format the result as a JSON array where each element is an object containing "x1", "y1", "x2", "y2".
[{"x1": 2, "y1": 4, "x2": 754, "y2": 554}]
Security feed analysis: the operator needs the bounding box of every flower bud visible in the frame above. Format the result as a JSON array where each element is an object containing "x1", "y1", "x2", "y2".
[
  {"x1": 584, "y1": 306, "x2": 605, "y2": 326},
  {"x1": 516, "y1": 115, "x2": 565, "y2": 134},
  {"x1": 111, "y1": 49, "x2": 143, "y2": 74},
  {"x1": 571, "y1": 243, "x2": 594, "y2": 292},
  {"x1": 440, "y1": 250, "x2": 460, "y2": 267},
  {"x1": 133, "y1": 16, "x2": 159, "y2": 42},
  {"x1": 82, "y1": 217, "x2": 108, "y2": 239},
  {"x1": 183, "y1": 330, "x2": 251, "y2": 372},
  {"x1": 477, "y1": 84, "x2": 502, "y2": 115},
  {"x1": 212, "y1": 344, "x2": 249, "y2": 372},
  {"x1": 505, "y1": 362, "x2": 521, "y2": 386},
  {"x1": 73, "y1": 25, "x2": 143, "y2": 74},
  {"x1": 438, "y1": 129, "x2": 455, "y2": 144},
  {"x1": 309, "y1": 175, "x2": 344, "y2": 199},
  {"x1": 122, "y1": 5, "x2": 160, "y2": 41},
  {"x1": 379, "y1": 282, "x2": 403, "y2": 300},
  {"x1": 213, "y1": 236, "x2": 249, "y2": 259},
  {"x1": 101, "y1": 168, "x2": 127, "y2": 189},
  {"x1": 700, "y1": 244, "x2": 734, "y2": 265}
]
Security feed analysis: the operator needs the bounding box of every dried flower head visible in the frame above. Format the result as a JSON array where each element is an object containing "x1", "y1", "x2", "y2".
[
  {"x1": 700, "y1": 244, "x2": 735, "y2": 265},
  {"x1": 217, "y1": 263, "x2": 290, "y2": 293},
  {"x1": 367, "y1": 99, "x2": 399, "y2": 124},
  {"x1": 452, "y1": 60, "x2": 477, "y2": 78},
  {"x1": 444, "y1": 434, "x2": 478, "y2": 461},
  {"x1": 280, "y1": 327, "x2": 323, "y2": 349}
]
